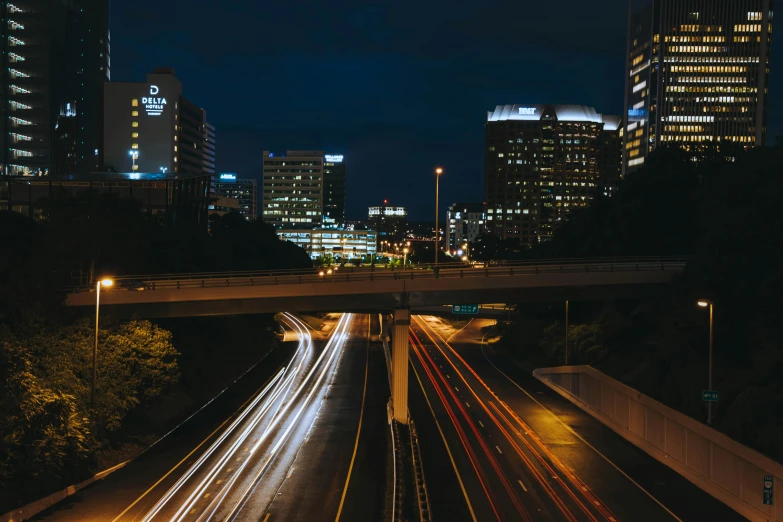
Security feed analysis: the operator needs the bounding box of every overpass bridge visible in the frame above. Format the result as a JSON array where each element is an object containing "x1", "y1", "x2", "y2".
[{"x1": 66, "y1": 257, "x2": 687, "y2": 423}]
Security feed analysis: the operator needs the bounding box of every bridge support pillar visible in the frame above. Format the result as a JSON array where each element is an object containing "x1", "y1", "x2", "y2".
[{"x1": 391, "y1": 309, "x2": 410, "y2": 424}]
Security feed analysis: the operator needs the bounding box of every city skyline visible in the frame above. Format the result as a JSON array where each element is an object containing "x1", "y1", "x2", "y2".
[{"x1": 105, "y1": 0, "x2": 782, "y2": 221}]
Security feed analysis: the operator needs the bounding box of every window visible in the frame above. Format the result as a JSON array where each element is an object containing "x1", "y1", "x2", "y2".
[
  {"x1": 132, "y1": 132, "x2": 139, "y2": 138},
  {"x1": 131, "y1": 143, "x2": 138, "y2": 149},
  {"x1": 132, "y1": 99, "x2": 139, "y2": 107},
  {"x1": 131, "y1": 110, "x2": 139, "y2": 117},
  {"x1": 132, "y1": 121, "x2": 139, "y2": 128},
  {"x1": 132, "y1": 164, "x2": 139, "y2": 171}
]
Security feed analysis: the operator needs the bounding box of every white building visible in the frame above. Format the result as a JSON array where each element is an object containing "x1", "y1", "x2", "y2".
[
  {"x1": 277, "y1": 229, "x2": 377, "y2": 259},
  {"x1": 262, "y1": 150, "x2": 324, "y2": 228}
]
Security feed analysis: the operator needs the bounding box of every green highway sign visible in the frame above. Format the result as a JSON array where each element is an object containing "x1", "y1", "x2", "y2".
[
  {"x1": 763, "y1": 475, "x2": 774, "y2": 506},
  {"x1": 452, "y1": 304, "x2": 479, "y2": 315},
  {"x1": 702, "y1": 390, "x2": 719, "y2": 402}
]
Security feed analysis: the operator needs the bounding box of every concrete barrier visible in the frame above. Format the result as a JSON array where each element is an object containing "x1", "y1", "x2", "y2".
[
  {"x1": 533, "y1": 365, "x2": 782, "y2": 522},
  {"x1": 2, "y1": 460, "x2": 129, "y2": 522}
]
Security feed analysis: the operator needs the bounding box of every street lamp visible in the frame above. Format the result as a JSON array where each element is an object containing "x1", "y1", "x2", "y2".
[
  {"x1": 128, "y1": 149, "x2": 139, "y2": 170},
  {"x1": 434, "y1": 167, "x2": 443, "y2": 265},
  {"x1": 697, "y1": 299, "x2": 715, "y2": 424},
  {"x1": 93, "y1": 278, "x2": 113, "y2": 408},
  {"x1": 403, "y1": 247, "x2": 409, "y2": 267}
]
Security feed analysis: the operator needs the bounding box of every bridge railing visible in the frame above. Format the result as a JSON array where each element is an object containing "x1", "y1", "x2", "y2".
[{"x1": 67, "y1": 257, "x2": 689, "y2": 293}]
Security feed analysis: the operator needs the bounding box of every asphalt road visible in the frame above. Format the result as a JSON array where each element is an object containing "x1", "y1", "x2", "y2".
[
  {"x1": 31, "y1": 313, "x2": 389, "y2": 522},
  {"x1": 408, "y1": 315, "x2": 748, "y2": 522}
]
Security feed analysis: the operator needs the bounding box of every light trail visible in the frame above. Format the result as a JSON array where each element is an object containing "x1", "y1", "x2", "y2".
[
  {"x1": 413, "y1": 315, "x2": 620, "y2": 522},
  {"x1": 140, "y1": 312, "x2": 353, "y2": 522}
]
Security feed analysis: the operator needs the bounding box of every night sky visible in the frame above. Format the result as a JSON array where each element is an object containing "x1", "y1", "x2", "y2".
[{"x1": 110, "y1": 0, "x2": 783, "y2": 220}]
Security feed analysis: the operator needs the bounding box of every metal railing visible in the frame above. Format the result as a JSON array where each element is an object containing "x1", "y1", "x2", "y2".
[{"x1": 68, "y1": 257, "x2": 689, "y2": 293}]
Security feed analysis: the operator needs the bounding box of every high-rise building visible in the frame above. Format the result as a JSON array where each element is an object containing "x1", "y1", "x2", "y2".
[
  {"x1": 368, "y1": 202, "x2": 407, "y2": 248},
  {"x1": 624, "y1": 0, "x2": 773, "y2": 174},
  {"x1": 446, "y1": 202, "x2": 486, "y2": 251},
  {"x1": 210, "y1": 173, "x2": 257, "y2": 221},
  {"x1": 485, "y1": 104, "x2": 622, "y2": 246},
  {"x1": 103, "y1": 68, "x2": 214, "y2": 176},
  {"x1": 262, "y1": 150, "x2": 323, "y2": 228},
  {"x1": 203, "y1": 121, "x2": 216, "y2": 175},
  {"x1": 1, "y1": 0, "x2": 110, "y2": 176},
  {"x1": 323, "y1": 154, "x2": 346, "y2": 225}
]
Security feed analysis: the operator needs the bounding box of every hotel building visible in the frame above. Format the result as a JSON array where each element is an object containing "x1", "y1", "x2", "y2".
[
  {"x1": 485, "y1": 104, "x2": 622, "y2": 246},
  {"x1": 624, "y1": 0, "x2": 773, "y2": 174},
  {"x1": 104, "y1": 68, "x2": 214, "y2": 176}
]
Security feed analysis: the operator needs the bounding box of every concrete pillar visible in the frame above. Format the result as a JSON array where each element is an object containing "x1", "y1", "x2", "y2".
[{"x1": 392, "y1": 309, "x2": 411, "y2": 424}]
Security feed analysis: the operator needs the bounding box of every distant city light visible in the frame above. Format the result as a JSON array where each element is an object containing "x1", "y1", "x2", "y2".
[
  {"x1": 325, "y1": 154, "x2": 343, "y2": 163},
  {"x1": 220, "y1": 173, "x2": 237, "y2": 181}
]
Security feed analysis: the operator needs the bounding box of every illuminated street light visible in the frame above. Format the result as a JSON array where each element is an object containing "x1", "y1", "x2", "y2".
[
  {"x1": 434, "y1": 167, "x2": 443, "y2": 265},
  {"x1": 93, "y1": 277, "x2": 113, "y2": 408},
  {"x1": 128, "y1": 149, "x2": 139, "y2": 171},
  {"x1": 403, "y1": 247, "x2": 409, "y2": 266},
  {"x1": 697, "y1": 299, "x2": 715, "y2": 424}
]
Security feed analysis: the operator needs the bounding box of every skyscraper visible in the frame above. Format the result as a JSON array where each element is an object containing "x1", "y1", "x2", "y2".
[
  {"x1": 262, "y1": 150, "x2": 324, "y2": 228},
  {"x1": 323, "y1": 154, "x2": 346, "y2": 225},
  {"x1": 103, "y1": 68, "x2": 214, "y2": 176},
  {"x1": 485, "y1": 104, "x2": 622, "y2": 246},
  {"x1": 446, "y1": 203, "x2": 485, "y2": 251},
  {"x1": 210, "y1": 173, "x2": 257, "y2": 221},
  {"x1": 1, "y1": 0, "x2": 110, "y2": 176},
  {"x1": 624, "y1": 0, "x2": 773, "y2": 174}
]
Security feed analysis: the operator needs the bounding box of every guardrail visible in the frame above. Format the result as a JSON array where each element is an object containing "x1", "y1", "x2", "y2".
[
  {"x1": 534, "y1": 365, "x2": 783, "y2": 522},
  {"x1": 67, "y1": 257, "x2": 689, "y2": 293}
]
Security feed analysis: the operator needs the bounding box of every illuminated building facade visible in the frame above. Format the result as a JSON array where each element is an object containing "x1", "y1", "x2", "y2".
[
  {"x1": 446, "y1": 202, "x2": 485, "y2": 250},
  {"x1": 210, "y1": 173, "x2": 257, "y2": 221},
  {"x1": 262, "y1": 150, "x2": 324, "y2": 228},
  {"x1": 368, "y1": 203, "x2": 407, "y2": 248},
  {"x1": 277, "y1": 228, "x2": 377, "y2": 260},
  {"x1": 485, "y1": 105, "x2": 622, "y2": 246},
  {"x1": 1, "y1": 0, "x2": 110, "y2": 176},
  {"x1": 104, "y1": 69, "x2": 214, "y2": 176},
  {"x1": 624, "y1": 0, "x2": 773, "y2": 174},
  {"x1": 323, "y1": 154, "x2": 346, "y2": 225}
]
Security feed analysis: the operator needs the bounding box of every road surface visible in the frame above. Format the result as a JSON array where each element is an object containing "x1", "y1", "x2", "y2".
[
  {"x1": 408, "y1": 315, "x2": 747, "y2": 522},
  {"x1": 32, "y1": 313, "x2": 389, "y2": 522}
]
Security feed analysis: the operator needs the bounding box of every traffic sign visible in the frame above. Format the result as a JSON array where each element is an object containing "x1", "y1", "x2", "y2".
[
  {"x1": 764, "y1": 475, "x2": 774, "y2": 506},
  {"x1": 702, "y1": 390, "x2": 719, "y2": 401},
  {"x1": 452, "y1": 304, "x2": 479, "y2": 315}
]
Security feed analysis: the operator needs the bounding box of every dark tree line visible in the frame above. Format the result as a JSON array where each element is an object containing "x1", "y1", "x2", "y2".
[{"x1": 495, "y1": 143, "x2": 783, "y2": 461}]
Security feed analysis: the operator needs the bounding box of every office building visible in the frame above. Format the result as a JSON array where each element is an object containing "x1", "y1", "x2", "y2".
[
  {"x1": 104, "y1": 68, "x2": 214, "y2": 176},
  {"x1": 277, "y1": 228, "x2": 377, "y2": 260},
  {"x1": 485, "y1": 104, "x2": 622, "y2": 246},
  {"x1": 209, "y1": 173, "x2": 257, "y2": 221},
  {"x1": 624, "y1": 0, "x2": 773, "y2": 174},
  {"x1": 262, "y1": 150, "x2": 323, "y2": 228},
  {"x1": 446, "y1": 203, "x2": 485, "y2": 251},
  {"x1": 323, "y1": 154, "x2": 346, "y2": 225},
  {"x1": 1, "y1": 0, "x2": 110, "y2": 176},
  {"x1": 368, "y1": 202, "x2": 407, "y2": 248}
]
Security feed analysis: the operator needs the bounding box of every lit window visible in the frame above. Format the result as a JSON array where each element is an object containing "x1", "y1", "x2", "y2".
[
  {"x1": 132, "y1": 164, "x2": 139, "y2": 171},
  {"x1": 132, "y1": 99, "x2": 139, "y2": 107},
  {"x1": 131, "y1": 143, "x2": 139, "y2": 149},
  {"x1": 132, "y1": 121, "x2": 139, "y2": 128},
  {"x1": 132, "y1": 132, "x2": 139, "y2": 138},
  {"x1": 174, "y1": 145, "x2": 178, "y2": 151},
  {"x1": 174, "y1": 156, "x2": 178, "y2": 162},
  {"x1": 132, "y1": 110, "x2": 139, "y2": 117}
]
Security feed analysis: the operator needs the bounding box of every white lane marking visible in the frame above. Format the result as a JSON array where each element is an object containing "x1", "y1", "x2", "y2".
[
  {"x1": 495, "y1": 445, "x2": 503, "y2": 454},
  {"x1": 518, "y1": 479, "x2": 528, "y2": 492},
  {"x1": 455, "y1": 387, "x2": 459, "y2": 392},
  {"x1": 479, "y1": 421, "x2": 484, "y2": 428},
  {"x1": 465, "y1": 401, "x2": 470, "y2": 408}
]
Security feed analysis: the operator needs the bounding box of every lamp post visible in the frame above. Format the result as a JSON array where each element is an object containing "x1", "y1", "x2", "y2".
[
  {"x1": 128, "y1": 150, "x2": 139, "y2": 170},
  {"x1": 697, "y1": 299, "x2": 714, "y2": 424},
  {"x1": 93, "y1": 278, "x2": 113, "y2": 408},
  {"x1": 565, "y1": 299, "x2": 569, "y2": 366},
  {"x1": 403, "y1": 247, "x2": 409, "y2": 267},
  {"x1": 434, "y1": 167, "x2": 443, "y2": 265}
]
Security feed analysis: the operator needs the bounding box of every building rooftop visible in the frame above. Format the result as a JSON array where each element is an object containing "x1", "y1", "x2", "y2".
[{"x1": 487, "y1": 104, "x2": 620, "y2": 127}]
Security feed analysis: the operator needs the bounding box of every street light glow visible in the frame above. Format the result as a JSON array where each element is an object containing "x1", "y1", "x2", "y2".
[
  {"x1": 697, "y1": 300, "x2": 712, "y2": 307},
  {"x1": 100, "y1": 278, "x2": 113, "y2": 287},
  {"x1": 435, "y1": 167, "x2": 443, "y2": 175}
]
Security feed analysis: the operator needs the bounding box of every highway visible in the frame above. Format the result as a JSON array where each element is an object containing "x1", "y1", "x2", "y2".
[
  {"x1": 32, "y1": 313, "x2": 389, "y2": 522},
  {"x1": 408, "y1": 315, "x2": 747, "y2": 522}
]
